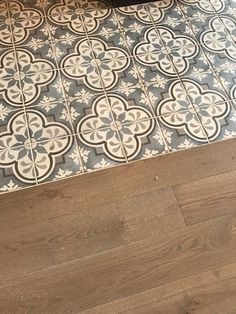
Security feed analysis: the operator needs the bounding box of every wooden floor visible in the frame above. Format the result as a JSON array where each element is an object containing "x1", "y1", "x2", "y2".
[{"x1": 1, "y1": 139, "x2": 236, "y2": 313}]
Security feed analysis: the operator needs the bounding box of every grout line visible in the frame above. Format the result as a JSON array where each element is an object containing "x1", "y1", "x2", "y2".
[
  {"x1": 2, "y1": 0, "x2": 236, "y2": 191},
  {"x1": 144, "y1": 2, "x2": 210, "y2": 146},
  {"x1": 44, "y1": 9, "x2": 86, "y2": 173},
  {"x1": 113, "y1": 7, "x2": 171, "y2": 152},
  {"x1": 7, "y1": 2, "x2": 39, "y2": 185}
]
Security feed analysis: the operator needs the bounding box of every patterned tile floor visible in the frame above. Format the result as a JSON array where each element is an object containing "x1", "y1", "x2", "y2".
[{"x1": 0, "y1": 0, "x2": 236, "y2": 193}]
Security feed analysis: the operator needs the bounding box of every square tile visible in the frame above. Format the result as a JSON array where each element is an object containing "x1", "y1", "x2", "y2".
[
  {"x1": 9, "y1": 0, "x2": 46, "y2": 16},
  {"x1": 114, "y1": 4, "x2": 153, "y2": 30},
  {"x1": 47, "y1": 13, "x2": 86, "y2": 40},
  {"x1": 0, "y1": 48, "x2": 24, "y2": 109},
  {"x1": 89, "y1": 29, "x2": 130, "y2": 58},
  {"x1": 47, "y1": 0, "x2": 80, "y2": 17},
  {"x1": 18, "y1": 68, "x2": 65, "y2": 107},
  {"x1": 216, "y1": 67, "x2": 236, "y2": 100},
  {"x1": 0, "y1": 76, "x2": 24, "y2": 109},
  {"x1": 25, "y1": 107, "x2": 73, "y2": 143},
  {"x1": 98, "y1": 57, "x2": 143, "y2": 93},
  {"x1": 155, "y1": 15, "x2": 198, "y2": 46},
  {"x1": 0, "y1": 49, "x2": 18, "y2": 80},
  {"x1": 119, "y1": 118, "x2": 168, "y2": 161},
  {"x1": 82, "y1": 7, "x2": 118, "y2": 36},
  {"x1": 33, "y1": 134, "x2": 82, "y2": 183},
  {"x1": 209, "y1": 0, "x2": 234, "y2": 15},
  {"x1": 196, "y1": 101, "x2": 236, "y2": 142},
  {"x1": 106, "y1": 87, "x2": 155, "y2": 121},
  {"x1": 147, "y1": 0, "x2": 184, "y2": 25},
  {"x1": 10, "y1": 17, "x2": 48, "y2": 47},
  {"x1": 187, "y1": 14, "x2": 229, "y2": 44},
  {"x1": 0, "y1": 105, "x2": 37, "y2": 190},
  {"x1": 124, "y1": 26, "x2": 164, "y2": 57},
  {"x1": 77, "y1": 0, "x2": 111, "y2": 10},
  {"x1": 148, "y1": 79, "x2": 193, "y2": 116},
  {"x1": 60, "y1": 65, "x2": 103, "y2": 97},
  {"x1": 217, "y1": 15, "x2": 236, "y2": 42},
  {"x1": 1, "y1": 0, "x2": 236, "y2": 193},
  {"x1": 181, "y1": 75, "x2": 229, "y2": 108},
  {"x1": 59, "y1": 37, "x2": 104, "y2": 94},
  {"x1": 16, "y1": 43, "x2": 58, "y2": 71},
  {"x1": 52, "y1": 36, "x2": 87, "y2": 65},
  {"x1": 0, "y1": 2, "x2": 14, "y2": 48},
  {"x1": 200, "y1": 45, "x2": 236, "y2": 72},
  {"x1": 171, "y1": 46, "x2": 213, "y2": 75},
  {"x1": 133, "y1": 50, "x2": 178, "y2": 84},
  {"x1": 0, "y1": 144, "x2": 37, "y2": 191},
  {"x1": 179, "y1": 0, "x2": 216, "y2": 19},
  {"x1": 90, "y1": 35, "x2": 129, "y2": 60},
  {"x1": 0, "y1": 108, "x2": 30, "y2": 149},
  {"x1": 158, "y1": 110, "x2": 209, "y2": 151},
  {"x1": 68, "y1": 92, "x2": 114, "y2": 134},
  {"x1": 76, "y1": 126, "x2": 127, "y2": 170}
]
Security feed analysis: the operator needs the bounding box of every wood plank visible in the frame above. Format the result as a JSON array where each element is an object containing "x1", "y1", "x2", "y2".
[
  {"x1": 148, "y1": 277, "x2": 236, "y2": 314},
  {"x1": 80, "y1": 262, "x2": 236, "y2": 314},
  {"x1": 0, "y1": 170, "x2": 116, "y2": 231},
  {"x1": 0, "y1": 188, "x2": 184, "y2": 287},
  {"x1": 174, "y1": 170, "x2": 236, "y2": 225},
  {"x1": 111, "y1": 138, "x2": 236, "y2": 198},
  {"x1": 1, "y1": 214, "x2": 236, "y2": 313},
  {"x1": 1, "y1": 138, "x2": 236, "y2": 230}
]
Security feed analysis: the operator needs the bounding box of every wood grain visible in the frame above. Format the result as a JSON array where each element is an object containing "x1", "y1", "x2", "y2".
[
  {"x1": 174, "y1": 170, "x2": 236, "y2": 225},
  {"x1": 80, "y1": 262, "x2": 236, "y2": 314},
  {"x1": 1, "y1": 138, "x2": 236, "y2": 313},
  {"x1": 1, "y1": 214, "x2": 236, "y2": 313},
  {"x1": 0, "y1": 188, "x2": 184, "y2": 287},
  {"x1": 0, "y1": 138, "x2": 236, "y2": 231}
]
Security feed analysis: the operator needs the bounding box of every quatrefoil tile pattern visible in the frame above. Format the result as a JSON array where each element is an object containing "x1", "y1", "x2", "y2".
[{"x1": 1, "y1": 0, "x2": 236, "y2": 193}]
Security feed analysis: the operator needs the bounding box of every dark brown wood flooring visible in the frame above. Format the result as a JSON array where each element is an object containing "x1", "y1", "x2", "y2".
[{"x1": 1, "y1": 139, "x2": 236, "y2": 313}]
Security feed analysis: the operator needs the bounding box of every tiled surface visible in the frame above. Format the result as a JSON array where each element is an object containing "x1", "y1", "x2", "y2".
[{"x1": 0, "y1": 0, "x2": 236, "y2": 193}]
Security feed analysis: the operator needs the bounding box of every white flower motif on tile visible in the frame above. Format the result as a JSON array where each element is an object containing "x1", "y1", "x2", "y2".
[
  {"x1": 1, "y1": 1, "x2": 42, "y2": 46},
  {"x1": 158, "y1": 80, "x2": 227, "y2": 141},
  {"x1": 0, "y1": 104, "x2": 11, "y2": 121},
  {"x1": 0, "y1": 49, "x2": 55, "y2": 106},
  {"x1": 77, "y1": 94, "x2": 153, "y2": 161},
  {"x1": 0, "y1": 110, "x2": 72, "y2": 183},
  {"x1": 54, "y1": 168, "x2": 73, "y2": 180},
  {"x1": 179, "y1": 0, "x2": 223, "y2": 13},
  {"x1": 201, "y1": 17, "x2": 236, "y2": 61},
  {"x1": 61, "y1": 38, "x2": 129, "y2": 92},
  {"x1": 134, "y1": 27, "x2": 198, "y2": 76},
  {"x1": 94, "y1": 158, "x2": 111, "y2": 169},
  {"x1": 0, "y1": 180, "x2": 19, "y2": 192}
]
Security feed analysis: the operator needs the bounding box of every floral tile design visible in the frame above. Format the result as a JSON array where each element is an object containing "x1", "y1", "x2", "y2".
[
  {"x1": 119, "y1": 118, "x2": 169, "y2": 161},
  {"x1": 195, "y1": 101, "x2": 236, "y2": 142},
  {"x1": 25, "y1": 102, "x2": 74, "y2": 138},
  {"x1": 69, "y1": 92, "x2": 114, "y2": 133},
  {"x1": 1, "y1": 0, "x2": 236, "y2": 193},
  {"x1": 0, "y1": 108, "x2": 37, "y2": 188},
  {"x1": 33, "y1": 135, "x2": 82, "y2": 183},
  {"x1": 114, "y1": 4, "x2": 153, "y2": 30},
  {"x1": 148, "y1": 79, "x2": 194, "y2": 115},
  {"x1": 76, "y1": 126, "x2": 127, "y2": 170},
  {"x1": 158, "y1": 111, "x2": 209, "y2": 151}
]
